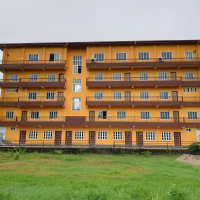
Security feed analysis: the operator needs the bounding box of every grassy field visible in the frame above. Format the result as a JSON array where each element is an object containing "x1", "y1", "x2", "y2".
[{"x1": 0, "y1": 151, "x2": 200, "y2": 200}]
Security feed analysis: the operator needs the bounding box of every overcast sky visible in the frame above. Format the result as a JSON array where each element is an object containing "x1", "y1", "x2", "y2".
[{"x1": 0, "y1": 0, "x2": 200, "y2": 62}]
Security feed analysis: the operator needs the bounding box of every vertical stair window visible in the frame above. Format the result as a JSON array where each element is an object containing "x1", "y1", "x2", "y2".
[
  {"x1": 72, "y1": 98, "x2": 81, "y2": 111},
  {"x1": 72, "y1": 79, "x2": 81, "y2": 92},
  {"x1": 73, "y1": 56, "x2": 82, "y2": 74}
]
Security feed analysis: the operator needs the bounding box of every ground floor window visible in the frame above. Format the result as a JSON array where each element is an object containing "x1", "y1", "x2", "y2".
[
  {"x1": 146, "y1": 132, "x2": 155, "y2": 140},
  {"x1": 29, "y1": 131, "x2": 38, "y2": 139},
  {"x1": 161, "y1": 132, "x2": 171, "y2": 140},
  {"x1": 44, "y1": 131, "x2": 53, "y2": 139},
  {"x1": 75, "y1": 131, "x2": 84, "y2": 139},
  {"x1": 113, "y1": 131, "x2": 122, "y2": 140},
  {"x1": 98, "y1": 131, "x2": 107, "y2": 140}
]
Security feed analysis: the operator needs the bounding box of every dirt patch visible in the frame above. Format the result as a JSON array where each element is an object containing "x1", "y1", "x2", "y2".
[{"x1": 176, "y1": 154, "x2": 200, "y2": 165}]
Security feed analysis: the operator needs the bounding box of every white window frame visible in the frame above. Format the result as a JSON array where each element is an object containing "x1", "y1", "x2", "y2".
[
  {"x1": 13, "y1": 89, "x2": 18, "y2": 93},
  {"x1": 10, "y1": 127, "x2": 16, "y2": 131},
  {"x1": 28, "y1": 92, "x2": 37, "y2": 100},
  {"x1": 5, "y1": 111, "x2": 14, "y2": 119},
  {"x1": 116, "y1": 52, "x2": 126, "y2": 60},
  {"x1": 139, "y1": 73, "x2": 148, "y2": 81},
  {"x1": 113, "y1": 92, "x2": 122, "y2": 100},
  {"x1": 140, "y1": 92, "x2": 149, "y2": 100},
  {"x1": 112, "y1": 73, "x2": 121, "y2": 81},
  {"x1": 9, "y1": 74, "x2": 18, "y2": 82},
  {"x1": 44, "y1": 131, "x2": 53, "y2": 139},
  {"x1": 161, "y1": 132, "x2": 171, "y2": 140},
  {"x1": 94, "y1": 73, "x2": 103, "y2": 81},
  {"x1": 98, "y1": 111, "x2": 107, "y2": 119},
  {"x1": 158, "y1": 72, "x2": 167, "y2": 80},
  {"x1": 29, "y1": 131, "x2": 38, "y2": 139},
  {"x1": 73, "y1": 56, "x2": 82, "y2": 74},
  {"x1": 47, "y1": 74, "x2": 56, "y2": 82},
  {"x1": 28, "y1": 54, "x2": 39, "y2": 62},
  {"x1": 98, "y1": 131, "x2": 107, "y2": 140},
  {"x1": 6, "y1": 89, "x2": 12, "y2": 93},
  {"x1": 185, "y1": 128, "x2": 191, "y2": 132},
  {"x1": 140, "y1": 112, "x2": 150, "y2": 120},
  {"x1": 161, "y1": 52, "x2": 172, "y2": 60},
  {"x1": 184, "y1": 72, "x2": 194, "y2": 80},
  {"x1": 146, "y1": 132, "x2": 155, "y2": 140},
  {"x1": 113, "y1": 131, "x2": 122, "y2": 140},
  {"x1": 183, "y1": 88, "x2": 189, "y2": 92},
  {"x1": 46, "y1": 92, "x2": 55, "y2": 100},
  {"x1": 191, "y1": 88, "x2": 197, "y2": 92},
  {"x1": 160, "y1": 112, "x2": 170, "y2": 120},
  {"x1": 117, "y1": 111, "x2": 126, "y2": 119},
  {"x1": 72, "y1": 97, "x2": 81, "y2": 111},
  {"x1": 72, "y1": 79, "x2": 81, "y2": 92},
  {"x1": 159, "y1": 92, "x2": 168, "y2": 100},
  {"x1": 29, "y1": 74, "x2": 38, "y2": 82},
  {"x1": 75, "y1": 131, "x2": 84, "y2": 140},
  {"x1": 138, "y1": 52, "x2": 149, "y2": 60},
  {"x1": 49, "y1": 111, "x2": 58, "y2": 119},
  {"x1": 94, "y1": 53, "x2": 104, "y2": 61},
  {"x1": 188, "y1": 112, "x2": 197, "y2": 120},
  {"x1": 185, "y1": 51, "x2": 192, "y2": 60},
  {"x1": 94, "y1": 92, "x2": 103, "y2": 100},
  {"x1": 49, "y1": 53, "x2": 60, "y2": 61},
  {"x1": 30, "y1": 111, "x2": 39, "y2": 119}
]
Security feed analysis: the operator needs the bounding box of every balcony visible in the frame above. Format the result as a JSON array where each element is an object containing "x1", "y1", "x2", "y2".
[
  {"x1": 0, "y1": 116, "x2": 199, "y2": 128},
  {"x1": 0, "y1": 96, "x2": 65, "y2": 107},
  {"x1": 86, "y1": 96, "x2": 200, "y2": 108},
  {"x1": 86, "y1": 76, "x2": 200, "y2": 88},
  {"x1": 0, "y1": 60, "x2": 66, "y2": 71},
  {"x1": 86, "y1": 58, "x2": 200, "y2": 70},
  {"x1": 0, "y1": 78, "x2": 66, "y2": 88}
]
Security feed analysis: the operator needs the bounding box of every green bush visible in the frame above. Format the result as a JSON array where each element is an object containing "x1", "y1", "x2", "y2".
[
  {"x1": 188, "y1": 143, "x2": 200, "y2": 155},
  {"x1": 53, "y1": 149, "x2": 63, "y2": 155},
  {"x1": 0, "y1": 191, "x2": 12, "y2": 200},
  {"x1": 141, "y1": 151, "x2": 152, "y2": 157},
  {"x1": 165, "y1": 148, "x2": 173, "y2": 155},
  {"x1": 112, "y1": 148, "x2": 125, "y2": 154},
  {"x1": 78, "y1": 148, "x2": 86, "y2": 154},
  {"x1": 168, "y1": 185, "x2": 188, "y2": 200}
]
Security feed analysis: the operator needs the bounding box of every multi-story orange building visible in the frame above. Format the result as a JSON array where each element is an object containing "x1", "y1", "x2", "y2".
[{"x1": 0, "y1": 40, "x2": 200, "y2": 147}]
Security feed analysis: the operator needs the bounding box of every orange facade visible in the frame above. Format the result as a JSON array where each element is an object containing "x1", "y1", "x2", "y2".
[{"x1": 0, "y1": 40, "x2": 200, "y2": 147}]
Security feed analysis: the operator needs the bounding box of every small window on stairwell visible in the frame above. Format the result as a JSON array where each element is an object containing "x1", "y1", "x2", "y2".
[
  {"x1": 13, "y1": 89, "x2": 18, "y2": 93},
  {"x1": 10, "y1": 127, "x2": 16, "y2": 131},
  {"x1": 185, "y1": 128, "x2": 191, "y2": 132},
  {"x1": 191, "y1": 88, "x2": 197, "y2": 92},
  {"x1": 183, "y1": 88, "x2": 189, "y2": 92},
  {"x1": 49, "y1": 54, "x2": 60, "y2": 61}
]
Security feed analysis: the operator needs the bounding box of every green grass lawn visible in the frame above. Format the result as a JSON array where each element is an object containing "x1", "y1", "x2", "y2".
[{"x1": 0, "y1": 151, "x2": 200, "y2": 200}]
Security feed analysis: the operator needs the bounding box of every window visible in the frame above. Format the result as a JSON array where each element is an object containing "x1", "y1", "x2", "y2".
[
  {"x1": 162, "y1": 132, "x2": 171, "y2": 140},
  {"x1": 183, "y1": 88, "x2": 189, "y2": 92},
  {"x1": 160, "y1": 112, "x2": 170, "y2": 119},
  {"x1": 146, "y1": 132, "x2": 155, "y2": 140},
  {"x1": 72, "y1": 79, "x2": 81, "y2": 92},
  {"x1": 73, "y1": 56, "x2": 82, "y2": 74},
  {"x1": 116, "y1": 53, "x2": 126, "y2": 60},
  {"x1": 141, "y1": 112, "x2": 150, "y2": 119},
  {"x1": 94, "y1": 73, "x2": 103, "y2": 81},
  {"x1": 98, "y1": 131, "x2": 107, "y2": 140},
  {"x1": 94, "y1": 92, "x2": 103, "y2": 100},
  {"x1": 140, "y1": 92, "x2": 149, "y2": 100},
  {"x1": 112, "y1": 73, "x2": 121, "y2": 81},
  {"x1": 30, "y1": 112, "x2": 39, "y2": 119},
  {"x1": 158, "y1": 72, "x2": 167, "y2": 80},
  {"x1": 13, "y1": 89, "x2": 18, "y2": 93},
  {"x1": 117, "y1": 111, "x2": 126, "y2": 119},
  {"x1": 184, "y1": 72, "x2": 194, "y2": 80},
  {"x1": 72, "y1": 98, "x2": 81, "y2": 111},
  {"x1": 185, "y1": 51, "x2": 192, "y2": 60},
  {"x1": 191, "y1": 88, "x2": 197, "y2": 92},
  {"x1": 113, "y1": 92, "x2": 122, "y2": 100},
  {"x1": 28, "y1": 92, "x2": 37, "y2": 100},
  {"x1": 94, "y1": 53, "x2": 104, "y2": 61},
  {"x1": 159, "y1": 92, "x2": 168, "y2": 99},
  {"x1": 10, "y1": 127, "x2": 16, "y2": 131},
  {"x1": 138, "y1": 52, "x2": 149, "y2": 60},
  {"x1": 5, "y1": 111, "x2": 14, "y2": 119},
  {"x1": 49, "y1": 111, "x2": 58, "y2": 119},
  {"x1": 49, "y1": 53, "x2": 60, "y2": 61},
  {"x1": 44, "y1": 131, "x2": 53, "y2": 139},
  {"x1": 188, "y1": 112, "x2": 197, "y2": 120},
  {"x1": 29, "y1": 131, "x2": 38, "y2": 139},
  {"x1": 98, "y1": 111, "x2": 107, "y2": 119},
  {"x1": 9, "y1": 74, "x2": 18, "y2": 82},
  {"x1": 185, "y1": 128, "x2": 191, "y2": 132},
  {"x1": 75, "y1": 131, "x2": 84, "y2": 139},
  {"x1": 161, "y1": 52, "x2": 172, "y2": 60},
  {"x1": 47, "y1": 74, "x2": 56, "y2": 81},
  {"x1": 28, "y1": 54, "x2": 38, "y2": 61},
  {"x1": 139, "y1": 73, "x2": 148, "y2": 81},
  {"x1": 113, "y1": 131, "x2": 122, "y2": 140},
  {"x1": 46, "y1": 92, "x2": 55, "y2": 100},
  {"x1": 6, "y1": 89, "x2": 12, "y2": 93},
  {"x1": 29, "y1": 74, "x2": 38, "y2": 81}
]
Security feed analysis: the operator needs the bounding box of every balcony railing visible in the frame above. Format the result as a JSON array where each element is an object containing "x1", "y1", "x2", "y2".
[
  {"x1": 0, "y1": 78, "x2": 66, "y2": 82},
  {"x1": 1, "y1": 60, "x2": 66, "y2": 64},
  {"x1": 86, "y1": 96, "x2": 200, "y2": 102}
]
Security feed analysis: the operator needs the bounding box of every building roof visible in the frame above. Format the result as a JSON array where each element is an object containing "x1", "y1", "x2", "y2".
[{"x1": 0, "y1": 40, "x2": 200, "y2": 51}]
